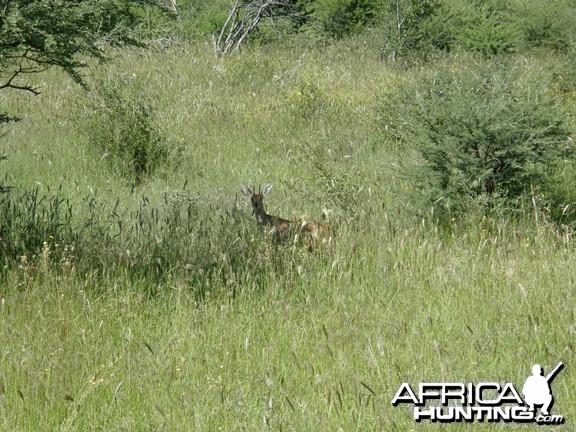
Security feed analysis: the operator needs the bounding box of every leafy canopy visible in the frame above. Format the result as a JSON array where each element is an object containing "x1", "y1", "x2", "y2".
[{"x1": 0, "y1": 0, "x2": 169, "y2": 96}]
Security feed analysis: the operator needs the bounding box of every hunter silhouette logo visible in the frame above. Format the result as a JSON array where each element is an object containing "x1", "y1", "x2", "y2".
[
  {"x1": 392, "y1": 361, "x2": 565, "y2": 425},
  {"x1": 522, "y1": 362, "x2": 564, "y2": 418}
]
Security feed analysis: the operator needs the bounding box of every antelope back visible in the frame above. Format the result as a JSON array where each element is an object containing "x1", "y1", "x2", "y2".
[{"x1": 301, "y1": 221, "x2": 334, "y2": 246}]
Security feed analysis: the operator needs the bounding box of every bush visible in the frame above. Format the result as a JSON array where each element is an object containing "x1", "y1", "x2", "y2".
[
  {"x1": 453, "y1": 2, "x2": 520, "y2": 57},
  {"x1": 517, "y1": 0, "x2": 576, "y2": 52},
  {"x1": 78, "y1": 74, "x2": 169, "y2": 185},
  {"x1": 380, "y1": 60, "x2": 574, "y2": 217},
  {"x1": 382, "y1": 0, "x2": 452, "y2": 60},
  {"x1": 299, "y1": 0, "x2": 382, "y2": 41}
]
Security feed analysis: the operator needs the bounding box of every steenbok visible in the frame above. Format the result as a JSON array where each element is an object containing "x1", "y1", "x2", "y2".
[{"x1": 240, "y1": 183, "x2": 333, "y2": 248}]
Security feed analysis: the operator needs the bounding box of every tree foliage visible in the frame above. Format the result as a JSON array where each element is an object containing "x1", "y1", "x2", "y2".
[
  {"x1": 0, "y1": 0, "x2": 169, "y2": 97},
  {"x1": 311, "y1": 0, "x2": 381, "y2": 39},
  {"x1": 518, "y1": 0, "x2": 576, "y2": 51},
  {"x1": 452, "y1": 1, "x2": 519, "y2": 57}
]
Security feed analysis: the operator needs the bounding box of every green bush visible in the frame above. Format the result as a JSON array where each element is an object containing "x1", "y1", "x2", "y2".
[
  {"x1": 517, "y1": 0, "x2": 576, "y2": 52},
  {"x1": 78, "y1": 74, "x2": 169, "y2": 184},
  {"x1": 380, "y1": 61, "x2": 574, "y2": 217},
  {"x1": 454, "y1": 2, "x2": 520, "y2": 57},
  {"x1": 382, "y1": 0, "x2": 451, "y2": 60},
  {"x1": 300, "y1": 0, "x2": 382, "y2": 41}
]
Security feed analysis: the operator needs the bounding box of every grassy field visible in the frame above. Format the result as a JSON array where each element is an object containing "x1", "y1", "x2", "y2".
[{"x1": 1, "y1": 40, "x2": 575, "y2": 430}]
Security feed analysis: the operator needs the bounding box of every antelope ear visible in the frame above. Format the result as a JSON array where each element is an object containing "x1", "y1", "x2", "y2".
[
  {"x1": 262, "y1": 184, "x2": 273, "y2": 196},
  {"x1": 240, "y1": 184, "x2": 253, "y2": 196}
]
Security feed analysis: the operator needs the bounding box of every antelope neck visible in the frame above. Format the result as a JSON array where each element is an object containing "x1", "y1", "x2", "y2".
[{"x1": 254, "y1": 206, "x2": 271, "y2": 225}]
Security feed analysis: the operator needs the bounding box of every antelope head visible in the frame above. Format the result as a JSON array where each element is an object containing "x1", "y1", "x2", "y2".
[{"x1": 240, "y1": 183, "x2": 273, "y2": 223}]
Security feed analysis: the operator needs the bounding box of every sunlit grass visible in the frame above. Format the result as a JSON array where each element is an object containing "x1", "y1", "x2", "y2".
[{"x1": 1, "y1": 215, "x2": 574, "y2": 430}]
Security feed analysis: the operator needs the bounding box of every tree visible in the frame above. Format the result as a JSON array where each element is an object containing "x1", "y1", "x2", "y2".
[
  {"x1": 214, "y1": 0, "x2": 304, "y2": 56},
  {"x1": 310, "y1": 0, "x2": 381, "y2": 40},
  {"x1": 0, "y1": 0, "x2": 170, "y2": 103},
  {"x1": 0, "y1": 0, "x2": 171, "y2": 192}
]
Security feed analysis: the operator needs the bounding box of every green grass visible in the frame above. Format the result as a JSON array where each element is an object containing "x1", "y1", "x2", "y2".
[
  {"x1": 1, "y1": 218, "x2": 574, "y2": 430},
  {"x1": 1, "y1": 41, "x2": 575, "y2": 430}
]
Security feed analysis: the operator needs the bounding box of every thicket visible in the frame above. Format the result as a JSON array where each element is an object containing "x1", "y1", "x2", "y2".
[
  {"x1": 74, "y1": 75, "x2": 173, "y2": 185},
  {"x1": 380, "y1": 59, "x2": 574, "y2": 219}
]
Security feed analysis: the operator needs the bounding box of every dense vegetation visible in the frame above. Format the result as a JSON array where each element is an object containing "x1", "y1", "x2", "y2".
[{"x1": 1, "y1": 0, "x2": 576, "y2": 430}]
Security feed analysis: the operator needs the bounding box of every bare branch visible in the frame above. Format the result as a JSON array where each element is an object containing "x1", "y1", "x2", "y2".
[
  {"x1": 214, "y1": 0, "x2": 301, "y2": 56},
  {"x1": 162, "y1": 0, "x2": 177, "y2": 14},
  {"x1": 0, "y1": 50, "x2": 43, "y2": 95}
]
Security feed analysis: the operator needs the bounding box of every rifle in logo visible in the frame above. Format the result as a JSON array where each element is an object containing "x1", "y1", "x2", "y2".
[{"x1": 545, "y1": 362, "x2": 564, "y2": 382}]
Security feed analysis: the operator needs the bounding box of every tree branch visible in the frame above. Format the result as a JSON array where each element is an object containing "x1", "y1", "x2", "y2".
[
  {"x1": 0, "y1": 50, "x2": 43, "y2": 95},
  {"x1": 214, "y1": 0, "x2": 301, "y2": 56}
]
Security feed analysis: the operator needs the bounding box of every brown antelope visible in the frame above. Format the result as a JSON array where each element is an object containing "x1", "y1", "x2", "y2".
[{"x1": 240, "y1": 183, "x2": 332, "y2": 247}]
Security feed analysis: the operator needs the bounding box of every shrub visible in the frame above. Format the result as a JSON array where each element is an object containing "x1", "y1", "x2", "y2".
[
  {"x1": 454, "y1": 2, "x2": 520, "y2": 57},
  {"x1": 382, "y1": 0, "x2": 452, "y2": 60},
  {"x1": 300, "y1": 0, "x2": 382, "y2": 41},
  {"x1": 517, "y1": 0, "x2": 576, "y2": 52},
  {"x1": 380, "y1": 61, "x2": 574, "y2": 217},
  {"x1": 78, "y1": 74, "x2": 169, "y2": 185}
]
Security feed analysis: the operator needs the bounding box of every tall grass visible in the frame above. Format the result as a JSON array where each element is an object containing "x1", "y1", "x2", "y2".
[
  {"x1": 1, "y1": 206, "x2": 574, "y2": 430},
  {"x1": 0, "y1": 41, "x2": 575, "y2": 430}
]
